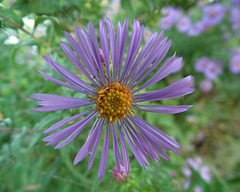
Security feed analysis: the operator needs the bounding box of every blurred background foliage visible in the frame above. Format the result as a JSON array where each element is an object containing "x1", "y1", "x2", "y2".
[{"x1": 0, "y1": 0, "x2": 240, "y2": 191}]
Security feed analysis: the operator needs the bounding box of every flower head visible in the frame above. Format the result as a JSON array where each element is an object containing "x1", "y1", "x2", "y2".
[
  {"x1": 230, "y1": 54, "x2": 240, "y2": 73},
  {"x1": 160, "y1": 16, "x2": 174, "y2": 30},
  {"x1": 200, "y1": 79, "x2": 213, "y2": 93},
  {"x1": 182, "y1": 157, "x2": 211, "y2": 191},
  {"x1": 177, "y1": 16, "x2": 191, "y2": 33},
  {"x1": 232, "y1": 0, "x2": 240, "y2": 6},
  {"x1": 188, "y1": 22, "x2": 204, "y2": 37},
  {"x1": 112, "y1": 165, "x2": 128, "y2": 182},
  {"x1": 183, "y1": 157, "x2": 211, "y2": 182},
  {"x1": 204, "y1": 61, "x2": 222, "y2": 80},
  {"x1": 194, "y1": 57, "x2": 211, "y2": 73},
  {"x1": 230, "y1": 7, "x2": 240, "y2": 30},
  {"x1": 160, "y1": 6, "x2": 181, "y2": 30},
  {"x1": 30, "y1": 18, "x2": 194, "y2": 180},
  {"x1": 202, "y1": 3, "x2": 226, "y2": 26}
]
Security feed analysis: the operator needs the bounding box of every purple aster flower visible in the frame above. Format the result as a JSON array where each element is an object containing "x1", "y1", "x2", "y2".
[
  {"x1": 160, "y1": 7, "x2": 181, "y2": 30},
  {"x1": 177, "y1": 16, "x2": 191, "y2": 32},
  {"x1": 194, "y1": 57, "x2": 211, "y2": 73},
  {"x1": 160, "y1": 16, "x2": 174, "y2": 30},
  {"x1": 194, "y1": 186, "x2": 203, "y2": 192},
  {"x1": 202, "y1": 3, "x2": 226, "y2": 26},
  {"x1": 199, "y1": 79, "x2": 212, "y2": 93},
  {"x1": 230, "y1": 54, "x2": 240, "y2": 73},
  {"x1": 112, "y1": 165, "x2": 128, "y2": 182},
  {"x1": 185, "y1": 157, "x2": 211, "y2": 182},
  {"x1": 30, "y1": 18, "x2": 194, "y2": 180},
  {"x1": 232, "y1": 0, "x2": 240, "y2": 6},
  {"x1": 204, "y1": 61, "x2": 222, "y2": 80},
  {"x1": 188, "y1": 22, "x2": 204, "y2": 37},
  {"x1": 186, "y1": 115, "x2": 196, "y2": 124},
  {"x1": 161, "y1": 6, "x2": 181, "y2": 21},
  {"x1": 229, "y1": 7, "x2": 240, "y2": 30},
  {"x1": 182, "y1": 157, "x2": 211, "y2": 191}
]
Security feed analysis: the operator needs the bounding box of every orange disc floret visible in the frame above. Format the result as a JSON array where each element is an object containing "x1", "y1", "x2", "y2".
[{"x1": 91, "y1": 82, "x2": 133, "y2": 124}]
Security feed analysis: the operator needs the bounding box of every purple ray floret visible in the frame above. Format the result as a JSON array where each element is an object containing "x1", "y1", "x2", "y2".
[{"x1": 30, "y1": 18, "x2": 194, "y2": 180}]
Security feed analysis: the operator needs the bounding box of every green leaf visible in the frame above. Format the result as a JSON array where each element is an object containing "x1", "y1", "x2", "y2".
[
  {"x1": 28, "y1": 0, "x2": 60, "y2": 14},
  {"x1": 0, "y1": 18, "x2": 2, "y2": 30},
  {"x1": 121, "y1": 0, "x2": 133, "y2": 12},
  {"x1": 34, "y1": 16, "x2": 59, "y2": 30},
  {"x1": 0, "y1": 7, "x2": 24, "y2": 27}
]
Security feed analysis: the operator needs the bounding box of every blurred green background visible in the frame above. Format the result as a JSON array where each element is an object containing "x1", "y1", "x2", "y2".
[{"x1": 0, "y1": 0, "x2": 240, "y2": 191}]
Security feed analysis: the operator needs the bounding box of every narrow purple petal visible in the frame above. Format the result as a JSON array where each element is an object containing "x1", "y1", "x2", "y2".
[
  {"x1": 133, "y1": 76, "x2": 195, "y2": 102},
  {"x1": 42, "y1": 111, "x2": 97, "y2": 145},
  {"x1": 88, "y1": 119, "x2": 105, "y2": 170},
  {"x1": 128, "y1": 116, "x2": 172, "y2": 161},
  {"x1": 43, "y1": 56, "x2": 96, "y2": 94},
  {"x1": 32, "y1": 102, "x2": 94, "y2": 112},
  {"x1": 54, "y1": 111, "x2": 97, "y2": 149},
  {"x1": 99, "y1": 20, "x2": 111, "y2": 81},
  {"x1": 123, "y1": 121, "x2": 151, "y2": 166},
  {"x1": 73, "y1": 119, "x2": 103, "y2": 166},
  {"x1": 36, "y1": 70, "x2": 88, "y2": 94},
  {"x1": 105, "y1": 17, "x2": 116, "y2": 82},
  {"x1": 36, "y1": 100, "x2": 91, "y2": 107},
  {"x1": 116, "y1": 18, "x2": 128, "y2": 81},
  {"x1": 74, "y1": 27, "x2": 95, "y2": 75},
  {"x1": 121, "y1": 121, "x2": 146, "y2": 170},
  {"x1": 30, "y1": 94, "x2": 90, "y2": 102},
  {"x1": 132, "y1": 104, "x2": 192, "y2": 114},
  {"x1": 112, "y1": 123, "x2": 123, "y2": 171},
  {"x1": 131, "y1": 115, "x2": 182, "y2": 149},
  {"x1": 88, "y1": 21, "x2": 107, "y2": 84},
  {"x1": 124, "y1": 32, "x2": 159, "y2": 85},
  {"x1": 74, "y1": 26, "x2": 103, "y2": 86},
  {"x1": 127, "y1": 33, "x2": 166, "y2": 86},
  {"x1": 42, "y1": 108, "x2": 94, "y2": 134},
  {"x1": 123, "y1": 119, "x2": 160, "y2": 162},
  {"x1": 60, "y1": 38, "x2": 99, "y2": 87},
  {"x1": 98, "y1": 120, "x2": 111, "y2": 180},
  {"x1": 42, "y1": 56, "x2": 91, "y2": 94},
  {"x1": 117, "y1": 121, "x2": 130, "y2": 174},
  {"x1": 81, "y1": 26, "x2": 105, "y2": 86},
  {"x1": 120, "y1": 20, "x2": 144, "y2": 83}
]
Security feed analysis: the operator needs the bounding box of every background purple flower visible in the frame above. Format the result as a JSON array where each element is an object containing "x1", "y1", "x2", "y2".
[
  {"x1": 194, "y1": 186, "x2": 203, "y2": 192},
  {"x1": 160, "y1": 6, "x2": 181, "y2": 30},
  {"x1": 204, "y1": 61, "x2": 222, "y2": 80},
  {"x1": 186, "y1": 115, "x2": 196, "y2": 124},
  {"x1": 182, "y1": 157, "x2": 211, "y2": 191},
  {"x1": 177, "y1": 16, "x2": 191, "y2": 32},
  {"x1": 230, "y1": 7, "x2": 240, "y2": 30},
  {"x1": 194, "y1": 57, "x2": 211, "y2": 73},
  {"x1": 160, "y1": 16, "x2": 173, "y2": 30},
  {"x1": 232, "y1": 0, "x2": 240, "y2": 6},
  {"x1": 188, "y1": 22, "x2": 204, "y2": 36},
  {"x1": 161, "y1": 6, "x2": 181, "y2": 21},
  {"x1": 230, "y1": 54, "x2": 240, "y2": 73},
  {"x1": 200, "y1": 79, "x2": 213, "y2": 93},
  {"x1": 112, "y1": 165, "x2": 128, "y2": 182},
  {"x1": 202, "y1": 3, "x2": 226, "y2": 26}
]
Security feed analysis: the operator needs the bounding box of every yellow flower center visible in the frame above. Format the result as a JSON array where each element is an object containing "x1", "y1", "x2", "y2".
[
  {"x1": 90, "y1": 82, "x2": 133, "y2": 124},
  {"x1": 210, "y1": 12, "x2": 216, "y2": 18},
  {"x1": 235, "y1": 61, "x2": 240, "y2": 67}
]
